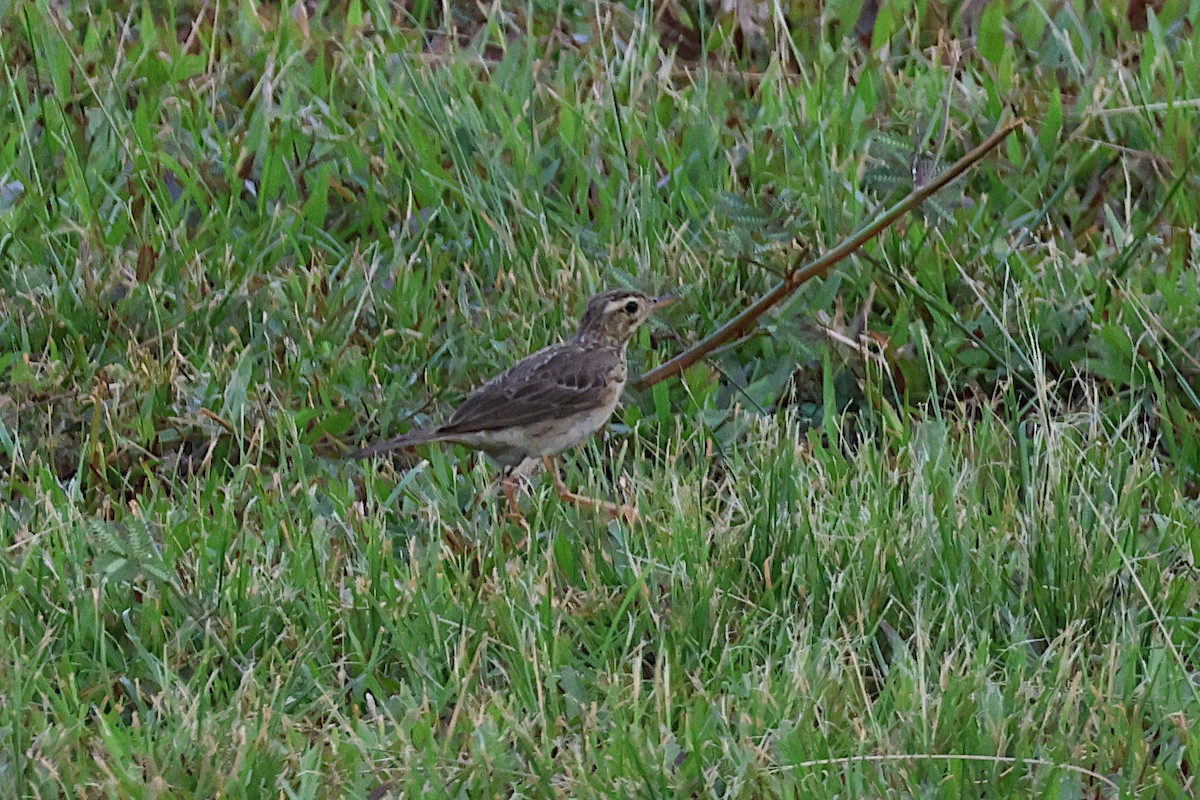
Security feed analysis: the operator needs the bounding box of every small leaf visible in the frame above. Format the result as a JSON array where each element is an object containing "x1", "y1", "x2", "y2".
[
  {"x1": 136, "y1": 243, "x2": 158, "y2": 283},
  {"x1": 870, "y1": 1, "x2": 895, "y2": 50},
  {"x1": 978, "y1": 1, "x2": 1005, "y2": 63},
  {"x1": 304, "y1": 407, "x2": 356, "y2": 442},
  {"x1": 1037, "y1": 87, "x2": 1064, "y2": 158}
]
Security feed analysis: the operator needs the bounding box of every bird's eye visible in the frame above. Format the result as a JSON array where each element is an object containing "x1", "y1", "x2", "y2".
[{"x1": 624, "y1": 300, "x2": 640, "y2": 314}]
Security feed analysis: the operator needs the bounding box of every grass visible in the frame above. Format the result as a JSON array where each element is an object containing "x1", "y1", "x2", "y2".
[{"x1": 2, "y1": 0, "x2": 1199, "y2": 797}]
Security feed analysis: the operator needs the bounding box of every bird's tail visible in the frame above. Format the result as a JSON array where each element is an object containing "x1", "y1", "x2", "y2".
[{"x1": 346, "y1": 428, "x2": 443, "y2": 460}]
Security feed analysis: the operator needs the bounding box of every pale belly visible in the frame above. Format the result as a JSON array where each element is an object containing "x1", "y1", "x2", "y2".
[
  {"x1": 456, "y1": 386, "x2": 623, "y2": 467},
  {"x1": 522, "y1": 400, "x2": 619, "y2": 456}
]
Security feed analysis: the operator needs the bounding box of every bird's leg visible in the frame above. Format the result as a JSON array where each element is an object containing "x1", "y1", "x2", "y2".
[
  {"x1": 541, "y1": 456, "x2": 639, "y2": 524},
  {"x1": 500, "y1": 470, "x2": 530, "y2": 531}
]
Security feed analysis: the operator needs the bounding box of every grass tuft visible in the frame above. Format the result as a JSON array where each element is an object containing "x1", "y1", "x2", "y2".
[{"x1": 2, "y1": 1, "x2": 1198, "y2": 797}]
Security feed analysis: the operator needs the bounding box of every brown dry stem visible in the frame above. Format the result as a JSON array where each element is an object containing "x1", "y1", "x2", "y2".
[{"x1": 635, "y1": 118, "x2": 1027, "y2": 391}]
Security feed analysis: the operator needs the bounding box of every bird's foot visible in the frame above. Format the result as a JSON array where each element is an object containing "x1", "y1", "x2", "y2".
[
  {"x1": 541, "y1": 455, "x2": 639, "y2": 524},
  {"x1": 611, "y1": 503, "x2": 640, "y2": 525},
  {"x1": 505, "y1": 509, "x2": 531, "y2": 532},
  {"x1": 557, "y1": 490, "x2": 640, "y2": 524}
]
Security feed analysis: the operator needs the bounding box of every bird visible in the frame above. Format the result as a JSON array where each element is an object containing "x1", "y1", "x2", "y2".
[{"x1": 350, "y1": 288, "x2": 678, "y2": 522}]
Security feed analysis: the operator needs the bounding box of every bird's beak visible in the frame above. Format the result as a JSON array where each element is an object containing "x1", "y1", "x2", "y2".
[{"x1": 652, "y1": 294, "x2": 680, "y2": 310}]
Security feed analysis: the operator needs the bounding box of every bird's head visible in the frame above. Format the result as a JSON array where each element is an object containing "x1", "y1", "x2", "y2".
[{"x1": 575, "y1": 289, "x2": 678, "y2": 346}]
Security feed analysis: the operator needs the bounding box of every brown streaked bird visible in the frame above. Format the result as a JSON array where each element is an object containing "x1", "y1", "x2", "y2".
[{"x1": 350, "y1": 289, "x2": 678, "y2": 522}]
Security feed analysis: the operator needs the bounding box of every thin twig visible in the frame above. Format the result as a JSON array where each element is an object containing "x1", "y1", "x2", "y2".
[{"x1": 635, "y1": 117, "x2": 1026, "y2": 391}]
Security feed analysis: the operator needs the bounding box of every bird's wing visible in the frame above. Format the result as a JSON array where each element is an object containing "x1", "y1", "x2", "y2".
[{"x1": 439, "y1": 342, "x2": 621, "y2": 435}]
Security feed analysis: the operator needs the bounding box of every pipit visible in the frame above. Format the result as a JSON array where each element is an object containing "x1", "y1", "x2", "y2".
[{"x1": 350, "y1": 289, "x2": 677, "y2": 522}]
